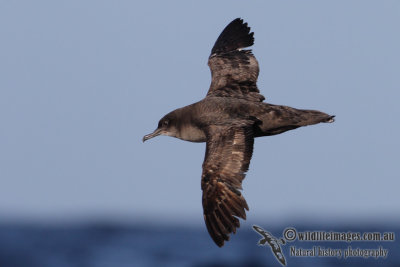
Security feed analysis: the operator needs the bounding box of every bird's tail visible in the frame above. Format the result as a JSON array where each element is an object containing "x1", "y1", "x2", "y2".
[
  {"x1": 256, "y1": 105, "x2": 335, "y2": 137},
  {"x1": 297, "y1": 110, "x2": 335, "y2": 126}
]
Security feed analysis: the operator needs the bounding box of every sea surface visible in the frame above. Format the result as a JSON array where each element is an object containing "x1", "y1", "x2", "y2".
[{"x1": 0, "y1": 222, "x2": 398, "y2": 267}]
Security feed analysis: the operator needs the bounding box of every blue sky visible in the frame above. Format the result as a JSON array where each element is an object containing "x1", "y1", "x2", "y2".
[{"x1": 0, "y1": 1, "x2": 399, "y2": 225}]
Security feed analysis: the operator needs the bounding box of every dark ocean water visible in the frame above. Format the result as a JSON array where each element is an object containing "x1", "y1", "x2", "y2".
[{"x1": 0, "y1": 222, "x2": 398, "y2": 267}]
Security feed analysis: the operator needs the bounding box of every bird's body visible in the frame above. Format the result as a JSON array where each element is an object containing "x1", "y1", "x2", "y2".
[
  {"x1": 143, "y1": 18, "x2": 334, "y2": 247},
  {"x1": 159, "y1": 98, "x2": 333, "y2": 142}
]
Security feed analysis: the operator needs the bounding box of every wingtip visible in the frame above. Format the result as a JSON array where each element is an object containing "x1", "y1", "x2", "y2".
[{"x1": 211, "y1": 18, "x2": 254, "y2": 55}]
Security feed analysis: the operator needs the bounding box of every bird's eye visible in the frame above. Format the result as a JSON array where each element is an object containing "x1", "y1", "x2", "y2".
[{"x1": 163, "y1": 120, "x2": 169, "y2": 126}]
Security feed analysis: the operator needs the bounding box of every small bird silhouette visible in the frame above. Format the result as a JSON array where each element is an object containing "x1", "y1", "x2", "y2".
[{"x1": 253, "y1": 225, "x2": 287, "y2": 266}]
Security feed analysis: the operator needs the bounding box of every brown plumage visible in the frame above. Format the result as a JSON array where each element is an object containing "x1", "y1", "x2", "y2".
[
  {"x1": 143, "y1": 18, "x2": 335, "y2": 247},
  {"x1": 201, "y1": 121, "x2": 254, "y2": 246},
  {"x1": 208, "y1": 19, "x2": 263, "y2": 102}
]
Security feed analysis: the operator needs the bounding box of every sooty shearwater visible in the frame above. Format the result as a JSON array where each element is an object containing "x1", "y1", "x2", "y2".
[{"x1": 143, "y1": 18, "x2": 335, "y2": 247}]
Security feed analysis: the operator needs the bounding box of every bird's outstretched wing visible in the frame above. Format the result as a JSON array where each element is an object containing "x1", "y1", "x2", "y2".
[
  {"x1": 201, "y1": 121, "x2": 255, "y2": 246},
  {"x1": 207, "y1": 18, "x2": 265, "y2": 102}
]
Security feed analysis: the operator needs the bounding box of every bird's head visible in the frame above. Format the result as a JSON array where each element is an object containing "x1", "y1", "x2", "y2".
[{"x1": 143, "y1": 112, "x2": 178, "y2": 142}]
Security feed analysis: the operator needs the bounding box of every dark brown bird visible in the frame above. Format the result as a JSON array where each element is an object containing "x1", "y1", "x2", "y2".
[{"x1": 143, "y1": 18, "x2": 334, "y2": 247}]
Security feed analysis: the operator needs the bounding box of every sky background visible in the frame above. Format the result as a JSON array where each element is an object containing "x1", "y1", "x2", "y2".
[{"x1": 0, "y1": 1, "x2": 399, "y2": 226}]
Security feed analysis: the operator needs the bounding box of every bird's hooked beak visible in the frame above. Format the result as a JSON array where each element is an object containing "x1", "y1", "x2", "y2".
[{"x1": 143, "y1": 128, "x2": 162, "y2": 142}]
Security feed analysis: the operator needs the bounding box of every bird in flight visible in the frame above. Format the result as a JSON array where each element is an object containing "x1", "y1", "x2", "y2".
[
  {"x1": 143, "y1": 18, "x2": 334, "y2": 247},
  {"x1": 253, "y1": 225, "x2": 287, "y2": 266}
]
